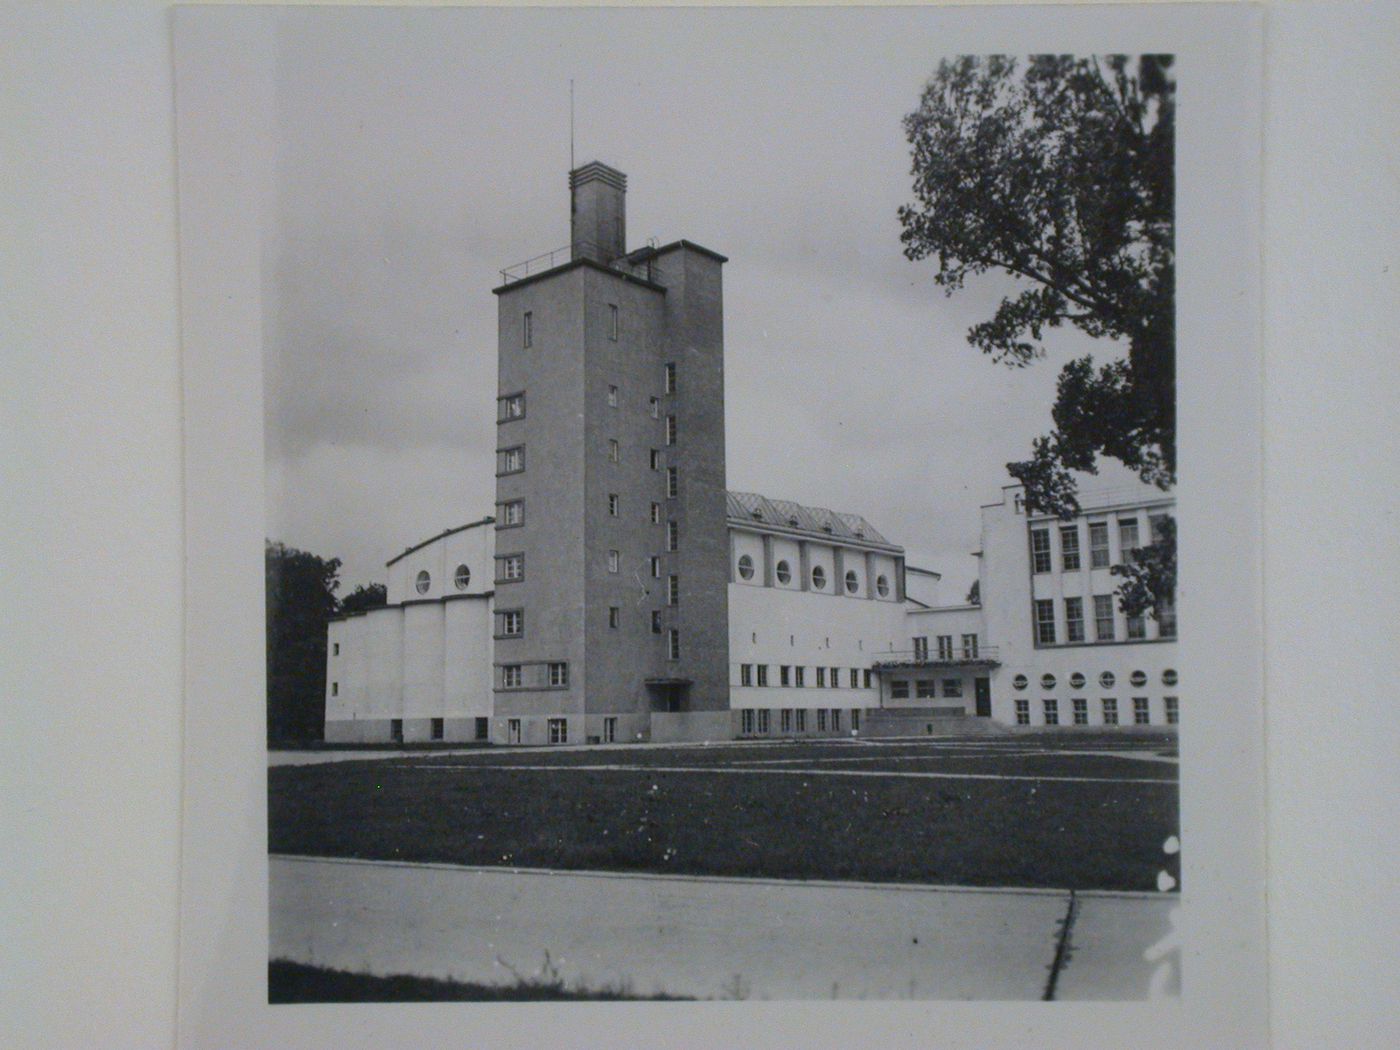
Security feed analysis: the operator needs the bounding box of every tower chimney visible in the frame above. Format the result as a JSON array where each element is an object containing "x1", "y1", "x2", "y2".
[{"x1": 570, "y1": 161, "x2": 627, "y2": 264}]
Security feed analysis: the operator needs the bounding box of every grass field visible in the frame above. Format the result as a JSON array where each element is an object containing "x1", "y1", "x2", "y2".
[
  {"x1": 269, "y1": 734, "x2": 1178, "y2": 891},
  {"x1": 268, "y1": 960, "x2": 690, "y2": 1002}
]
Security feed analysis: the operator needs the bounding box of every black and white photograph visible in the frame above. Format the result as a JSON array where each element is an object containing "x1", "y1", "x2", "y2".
[{"x1": 172, "y1": 1, "x2": 1265, "y2": 1041}]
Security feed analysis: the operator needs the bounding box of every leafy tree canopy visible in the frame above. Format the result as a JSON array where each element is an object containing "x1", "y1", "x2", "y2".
[
  {"x1": 266, "y1": 541, "x2": 341, "y2": 744},
  {"x1": 340, "y1": 582, "x2": 388, "y2": 614}
]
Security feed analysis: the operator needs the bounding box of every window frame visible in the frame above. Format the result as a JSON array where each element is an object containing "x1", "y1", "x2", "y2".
[
  {"x1": 548, "y1": 662, "x2": 569, "y2": 688},
  {"x1": 1060, "y1": 525, "x2": 1082, "y2": 571},
  {"x1": 496, "y1": 445, "x2": 525, "y2": 476},
  {"x1": 495, "y1": 552, "x2": 524, "y2": 583},
  {"x1": 1030, "y1": 527, "x2": 1052, "y2": 573},
  {"x1": 1094, "y1": 594, "x2": 1116, "y2": 641},
  {"x1": 1065, "y1": 596, "x2": 1085, "y2": 643},
  {"x1": 1089, "y1": 521, "x2": 1111, "y2": 569},
  {"x1": 1034, "y1": 598, "x2": 1056, "y2": 645}
]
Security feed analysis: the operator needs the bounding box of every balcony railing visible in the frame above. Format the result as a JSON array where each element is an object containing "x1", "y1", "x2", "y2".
[
  {"x1": 499, "y1": 241, "x2": 663, "y2": 286},
  {"x1": 871, "y1": 645, "x2": 1000, "y2": 670}
]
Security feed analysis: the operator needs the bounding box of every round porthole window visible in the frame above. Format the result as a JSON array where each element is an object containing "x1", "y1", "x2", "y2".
[
  {"x1": 454, "y1": 564, "x2": 471, "y2": 590},
  {"x1": 415, "y1": 570, "x2": 431, "y2": 594},
  {"x1": 876, "y1": 574, "x2": 890, "y2": 597},
  {"x1": 1100, "y1": 671, "x2": 1116, "y2": 689},
  {"x1": 1013, "y1": 674, "x2": 1029, "y2": 690},
  {"x1": 1041, "y1": 673, "x2": 1057, "y2": 690},
  {"x1": 1130, "y1": 670, "x2": 1148, "y2": 687},
  {"x1": 737, "y1": 555, "x2": 754, "y2": 580},
  {"x1": 1069, "y1": 672, "x2": 1086, "y2": 689},
  {"x1": 845, "y1": 570, "x2": 859, "y2": 593},
  {"x1": 775, "y1": 560, "x2": 792, "y2": 585},
  {"x1": 811, "y1": 565, "x2": 826, "y2": 590},
  {"x1": 1163, "y1": 668, "x2": 1179, "y2": 686}
]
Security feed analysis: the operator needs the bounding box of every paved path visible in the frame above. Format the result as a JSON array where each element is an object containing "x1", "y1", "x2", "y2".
[
  {"x1": 270, "y1": 855, "x2": 1178, "y2": 1000},
  {"x1": 409, "y1": 762, "x2": 1176, "y2": 785}
]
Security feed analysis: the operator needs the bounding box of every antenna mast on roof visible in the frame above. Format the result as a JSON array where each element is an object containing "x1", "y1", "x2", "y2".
[{"x1": 569, "y1": 79, "x2": 575, "y2": 172}]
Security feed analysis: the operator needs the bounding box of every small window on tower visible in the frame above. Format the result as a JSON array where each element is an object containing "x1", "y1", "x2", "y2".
[
  {"x1": 608, "y1": 493, "x2": 619, "y2": 516},
  {"x1": 608, "y1": 606, "x2": 620, "y2": 629},
  {"x1": 666, "y1": 415, "x2": 677, "y2": 446},
  {"x1": 608, "y1": 304, "x2": 619, "y2": 341},
  {"x1": 608, "y1": 550, "x2": 620, "y2": 573},
  {"x1": 667, "y1": 629, "x2": 680, "y2": 660},
  {"x1": 667, "y1": 520, "x2": 679, "y2": 551},
  {"x1": 664, "y1": 362, "x2": 676, "y2": 394},
  {"x1": 649, "y1": 397, "x2": 660, "y2": 418},
  {"x1": 667, "y1": 467, "x2": 679, "y2": 499},
  {"x1": 608, "y1": 384, "x2": 619, "y2": 407},
  {"x1": 650, "y1": 502, "x2": 661, "y2": 524},
  {"x1": 522, "y1": 311, "x2": 532, "y2": 348}
]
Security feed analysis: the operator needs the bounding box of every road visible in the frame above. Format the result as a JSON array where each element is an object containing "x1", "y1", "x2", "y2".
[{"x1": 270, "y1": 854, "x2": 1178, "y2": 1000}]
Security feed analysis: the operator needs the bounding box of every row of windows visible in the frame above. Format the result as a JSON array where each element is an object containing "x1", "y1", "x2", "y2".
[
  {"x1": 735, "y1": 554, "x2": 888, "y2": 595},
  {"x1": 911, "y1": 635, "x2": 979, "y2": 660},
  {"x1": 738, "y1": 708, "x2": 861, "y2": 735},
  {"x1": 739, "y1": 664, "x2": 874, "y2": 690},
  {"x1": 1031, "y1": 516, "x2": 1169, "y2": 575},
  {"x1": 503, "y1": 716, "x2": 573, "y2": 745},
  {"x1": 499, "y1": 662, "x2": 570, "y2": 689},
  {"x1": 380, "y1": 717, "x2": 489, "y2": 742},
  {"x1": 1012, "y1": 669, "x2": 1178, "y2": 690},
  {"x1": 890, "y1": 678, "x2": 964, "y2": 700},
  {"x1": 411, "y1": 564, "x2": 474, "y2": 594},
  {"x1": 1014, "y1": 696, "x2": 1179, "y2": 726},
  {"x1": 519, "y1": 309, "x2": 674, "y2": 381},
  {"x1": 1033, "y1": 595, "x2": 1176, "y2": 645}
]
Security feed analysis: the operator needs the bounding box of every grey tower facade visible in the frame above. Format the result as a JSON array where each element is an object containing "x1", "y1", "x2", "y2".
[{"x1": 490, "y1": 163, "x2": 731, "y2": 744}]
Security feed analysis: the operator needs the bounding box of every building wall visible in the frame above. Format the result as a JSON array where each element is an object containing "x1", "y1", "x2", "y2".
[{"x1": 385, "y1": 520, "x2": 494, "y2": 606}]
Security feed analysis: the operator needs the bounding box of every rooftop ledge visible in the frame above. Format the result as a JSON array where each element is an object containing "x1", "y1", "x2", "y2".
[{"x1": 494, "y1": 239, "x2": 726, "y2": 293}]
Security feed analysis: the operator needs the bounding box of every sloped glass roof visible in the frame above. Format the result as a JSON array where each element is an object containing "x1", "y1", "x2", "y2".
[{"x1": 726, "y1": 490, "x2": 896, "y2": 547}]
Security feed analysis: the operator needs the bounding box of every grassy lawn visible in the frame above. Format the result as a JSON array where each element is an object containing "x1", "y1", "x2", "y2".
[
  {"x1": 269, "y1": 739, "x2": 1177, "y2": 891},
  {"x1": 268, "y1": 960, "x2": 689, "y2": 1002}
]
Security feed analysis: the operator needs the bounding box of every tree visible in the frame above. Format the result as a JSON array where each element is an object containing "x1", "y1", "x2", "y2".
[
  {"x1": 265, "y1": 541, "x2": 341, "y2": 744},
  {"x1": 965, "y1": 579, "x2": 981, "y2": 606},
  {"x1": 340, "y1": 582, "x2": 387, "y2": 614},
  {"x1": 899, "y1": 54, "x2": 1175, "y2": 615}
]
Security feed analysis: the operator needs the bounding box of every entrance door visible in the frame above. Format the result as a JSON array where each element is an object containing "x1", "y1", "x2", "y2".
[{"x1": 974, "y1": 677, "x2": 992, "y2": 717}]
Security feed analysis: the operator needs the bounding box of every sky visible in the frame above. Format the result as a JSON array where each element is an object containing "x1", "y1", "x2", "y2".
[{"x1": 254, "y1": 6, "x2": 1143, "y2": 599}]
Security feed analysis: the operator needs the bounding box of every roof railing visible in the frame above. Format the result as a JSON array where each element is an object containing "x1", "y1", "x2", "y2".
[
  {"x1": 871, "y1": 646, "x2": 1001, "y2": 669},
  {"x1": 499, "y1": 240, "x2": 663, "y2": 285}
]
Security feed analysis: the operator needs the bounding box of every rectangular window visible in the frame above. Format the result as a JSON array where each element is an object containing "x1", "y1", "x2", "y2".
[
  {"x1": 651, "y1": 610, "x2": 662, "y2": 635},
  {"x1": 667, "y1": 575, "x2": 679, "y2": 606},
  {"x1": 781, "y1": 709, "x2": 792, "y2": 733},
  {"x1": 795, "y1": 708, "x2": 807, "y2": 732},
  {"x1": 851, "y1": 709, "x2": 860, "y2": 732},
  {"x1": 1065, "y1": 597, "x2": 1085, "y2": 643},
  {"x1": 1094, "y1": 595, "x2": 1116, "y2": 640},
  {"x1": 607, "y1": 384, "x2": 619, "y2": 407},
  {"x1": 667, "y1": 629, "x2": 680, "y2": 660},
  {"x1": 961, "y1": 634, "x2": 979, "y2": 658},
  {"x1": 817, "y1": 708, "x2": 828, "y2": 731},
  {"x1": 649, "y1": 396, "x2": 660, "y2": 419},
  {"x1": 816, "y1": 667, "x2": 827, "y2": 688},
  {"x1": 1072, "y1": 698, "x2": 1088, "y2": 725},
  {"x1": 780, "y1": 665, "x2": 791, "y2": 687},
  {"x1": 1102, "y1": 698, "x2": 1119, "y2": 724},
  {"x1": 1134, "y1": 697, "x2": 1151, "y2": 725},
  {"x1": 495, "y1": 553, "x2": 524, "y2": 582},
  {"x1": 333, "y1": 643, "x2": 339, "y2": 656},
  {"x1": 937, "y1": 635, "x2": 954, "y2": 660},
  {"x1": 667, "y1": 520, "x2": 679, "y2": 551},
  {"x1": 916, "y1": 679, "x2": 936, "y2": 699},
  {"x1": 650, "y1": 448, "x2": 661, "y2": 470},
  {"x1": 548, "y1": 717, "x2": 568, "y2": 744},
  {"x1": 1060, "y1": 526, "x2": 1081, "y2": 571},
  {"x1": 890, "y1": 680, "x2": 910, "y2": 700},
  {"x1": 850, "y1": 668, "x2": 859, "y2": 688},
  {"x1": 608, "y1": 550, "x2": 620, "y2": 573},
  {"x1": 863, "y1": 669, "x2": 872, "y2": 689},
  {"x1": 794, "y1": 666, "x2": 805, "y2": 687},
  {"x1": 507, "y1": 718, "x2": 521, "y2": 744},
  {"x1": 331, "y1": 681, "x2": 338, "y2": 697},
  {"x1": 741, "y1": 709, "x2": 755, "y2": 734},
  {"x1": 501, "y1": 665, "x2": 522, "y2": 689},
  {"x1": 667, "y1": 467, "x2": 679, "y2": 498},
  {"x1": 497, "y1": 499, "x2": 524, "y2": 527},
  {"x1": 495, "y1": 609, "x2": 523, "y2": 638},
  {"x1": 496, "y1": 446, "x2": 524, "y2": 475},
  {"x1": 608, "y1": 493, "x2": 619, "y2": 516},
  {"x1": 756, "y1": 665, "x2": 769, "y2": 687},
  {"x1": 1035, "y1": 599, "x2": 1056, "y2": 645},
  {"x1": 757, "y1": 709, "x2": 770, "y2": 734},
  {"x1": 830, "y1": 667, "x2": 840, "y2": 689},
  {"x1": 431, "y1": 717, "x2": 444, "y2": 740},
  {"x1": 497, "y1": 392, "x2": 525, "y2": 421},
  {"x1": 1119, "y1": 518, "x2": 1140, "y2": 565},
  {"x1": 608, "y1": 303, "x2": 619, "y2": 340},
  {"x1": 1127, "y1": 613, "x2": 1146, "y2": 640},
  {"x1": 1157, "y1": 594, "x2": 1178, "y2": 638},
  {"x1": 664, "y1": 362, "x2": 676, "y2": 394},
  {"x1": 1043, "y1": 699, "x2": 1059, "y2": 726},
  {"x1": 603, "y1": 717, "x2": 617, "y2": 743},
  {"x1": 650, "y1": 556, "x2": 661, "y2": 578},
  {"x1": 650, "y1": 502, "x2": 661, "y2": 524},
  {"x1": 912, "y1": 636, "x2": 929, "y2": 661},
  {"x1": 1089, "y1": 522, "x2": 1111, "y2": 568},
  {"x1": 665, "y1": 415, "x2": 677, "y2": 446},
  {"x1": 1165, "y1": 696, "x2": 1179, "y2": 724},
  {"x1": 522, "y1": 311, "x2": 532, "y2": 348},
  {"x1": 1015, "y1": 699, "x2": 1030, "y2": 726},
  {"x1": 548, "y1": 662, "x2": 569, "y2": 687},
  {"x1": 832, "y1": 709, "x2": 842, "y2": 732},
  {"x1": 390, "y1": 718, "x2": 403, "y2": 742},
  {"x1": 740, "y1": 664, "x2": 752, "y2": 687},
  {"x1": 608, "y1": 439, "x2": 620, "y2": 463},
  {"x1": 942, "y1": 678, "x2": 963, "y2": 698},
  {"x1": 1030, "y1": 528, "x2": 1052, "y2": 573},
  {"x1": 608, "y1": 606, "x2": 620, "y2": 629},
  {"x1": 475, "y1": 717, "x2": 489, "y2": 741}
]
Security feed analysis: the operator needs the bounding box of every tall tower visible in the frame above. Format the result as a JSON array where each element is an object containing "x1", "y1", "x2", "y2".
[{"x1": 490, "y1": 163, "x2": 730, "y2": 744}]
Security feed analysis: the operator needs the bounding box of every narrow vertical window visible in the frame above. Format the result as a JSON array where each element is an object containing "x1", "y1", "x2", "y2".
[
  {"x1": 608, "y1": 493, "x2": 619, "y2": 516},
  {"x1": 667, "y1": 467, "x2": 679, "y2": 498},
  {"x1": 1015, "y1": 699, "x2": 1030, "y2": 725},
  {"x1": 1065, "y1": 597, "x2": 1085, "y2": 642},
  {"x1": 608, "y1": 439, "x2": 620, "y2": 463},
  {"x1": 607, "y1": 384, "x2": 618, "y2": 407},
  {"x1": 1043, "y1": 699, "x2": 1059, "y2": 726},
  {"x1": 666, "y1": 520, "x2": 679, "y2": 551},
  {"x1": 1119, "y1": 518, "x2": 1140, "y2": 565},
  {"x1": 1089, "y1": 522, "x2": 1111, "y2": 568},
  {"x1": 608, "y1": 550, "x2": 620, "y2": 573},
  {"x1": 1094, "y1": 595, "x2": 1116, "y2": 640},
  {"x1": 649, "y1": 396, "x2": 660, "y2": 418},
  {"x1": 664, "y1": 362, "x2": 676, "y2": 394},
  {"x1": 650, "y1": 502, "x2": 661, "y2": 524},
  {"x1": 1034, "y1": 599, "x2": 1056, "y2": 645},
  {"x1": 608, "y1": 606, "x2": 620, "y2": 629},
  {"x1": 740, "y1": 664, "x2": 752, "y2": 687},
  {"x1": 665, "y1": 415, "x2": 677, "y2": 446},
  {"x1": 522, "y1": 311, "x2": 532, "y2": 348},
  {"x1": 1030, "y1": 528, "x2": 1052, "y2": 573},
  {"x1": 667, "y1": 629, "x2": 680, "y2": 660},
  {"x1": 1165, "y1": 696, "x2": 1179, "y2": 724},
  {"x1": 1060, "y1": 526, "x2": 1081, "y2": 571},
  {"x1": 757, "y1": 665, "x2": 769, "y2": 687},
  {"x1": 1102, "y1": 698, "x2": 1119, "y2": 724},
  {"x1": 649, "y1": 449, "x2": 661, "y2": 470},
  {"x1": 608, "y1": 303, "x2": 619, "y2": 340},
  {"x1": 667, "y1": 574, "x2": 679, "y2": 606}
]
